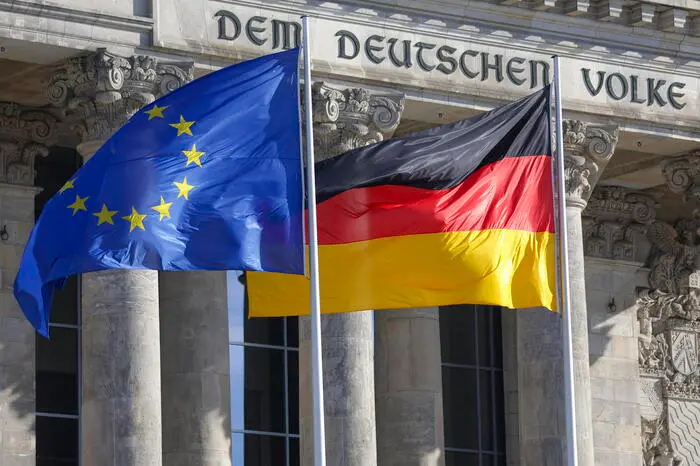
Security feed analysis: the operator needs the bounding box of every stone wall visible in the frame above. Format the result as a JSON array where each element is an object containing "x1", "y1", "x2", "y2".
[{"x1": 585, "y1": 258, "x2": 645, "y2": 465}]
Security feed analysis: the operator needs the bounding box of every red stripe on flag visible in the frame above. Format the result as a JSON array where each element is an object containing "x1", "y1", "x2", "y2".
[{"x1": 315, "y1": 155, "x2": 554, "y2": 245}]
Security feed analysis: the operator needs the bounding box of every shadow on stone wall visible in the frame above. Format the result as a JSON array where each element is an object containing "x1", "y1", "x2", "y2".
[{"x1": 588, "y1": 323, "x2": 615, "y2": 366}]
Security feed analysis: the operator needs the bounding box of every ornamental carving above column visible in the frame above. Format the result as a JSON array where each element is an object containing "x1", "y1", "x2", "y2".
[
  {"x1": 661, "y1": 151, "x2": 700, "y2": 204},
  {"x1": 311, "y1": 82, "x2": 405, "y2": 161},
  {"x1": 0, "y1": 102, "x2": 58, "y2": 186},
  {"x1": 46, "y1": 48, "x2": 194, "y2": 156},
  {"x1": 563, "y1": 120, "x2": 620, "y2": 209},
  {"x1": 582, "y1": 186, "x2": 658, "y2": 262}
]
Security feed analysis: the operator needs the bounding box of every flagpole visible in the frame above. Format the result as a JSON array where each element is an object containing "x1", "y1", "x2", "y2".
[
  {"x1": 552, "y1": 55, "x2": 578, "y2": 466},
  {"x1": 301, "y1": 15, "x2": 327, "y2": 466}
]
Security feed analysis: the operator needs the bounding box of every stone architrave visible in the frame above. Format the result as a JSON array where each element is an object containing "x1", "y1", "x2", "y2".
[
  {"x1": 46, "y1": 49, "x2": 193, "y2": 466},
  {"x1": 518, "y1": 120, "x2": 619, "y2": 466},
  {"x1": 299, "y1": 82, "x2": 404, "y2": 466},
  {"x1": 0, "y1": 102, "x2": 57, "y2": 466}
]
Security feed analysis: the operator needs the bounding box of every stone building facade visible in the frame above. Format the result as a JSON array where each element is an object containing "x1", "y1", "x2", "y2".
[{"x1": 1, "y1": 0, "x2": 700, "y2": 465}]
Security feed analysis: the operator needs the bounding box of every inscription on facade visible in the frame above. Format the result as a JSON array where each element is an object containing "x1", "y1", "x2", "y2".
[
  {"x1": 582, "y1": 69, "x2": 686, "y2": 109},
  {"x1": 212, "y1": 8, "x2": 689, "y2": 111}
]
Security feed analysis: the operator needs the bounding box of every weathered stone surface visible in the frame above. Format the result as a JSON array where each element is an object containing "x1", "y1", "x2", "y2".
[
  {"x1": 518, "y1": 120, "x2": 619, "y2": 466},
  {"x1": 298, "y1": 82, "x2": 404, "y2": 466},
  {"x1": 81, "y1": 269, "x2": 161, "y2": 466},
  {"x1": 299, "y1": 312, "x2": 376, "y2": 466},
  {"x1": 375, "y1": 308, "x2": 444, "y2": 466},
  {"x1": 159, "y1": 270, "x2": 232, "y2": 466}
]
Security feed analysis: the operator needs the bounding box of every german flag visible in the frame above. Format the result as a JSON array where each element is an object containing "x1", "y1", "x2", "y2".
[{"x1": 246, "y1": 86, "x2": 556, "y2": 317}]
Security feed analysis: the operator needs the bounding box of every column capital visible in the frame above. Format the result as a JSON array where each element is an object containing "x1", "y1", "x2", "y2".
[
  {"x1": 563, "y1": 120, "x2": 620, "y2": 209},
  {"x1": 46, "y1": 48, "x2": 194, "y2": 158},
  {"x1": 0, "y1": 102, "x2": 58, "y2": 186},
  {"x1": 311, "y1": 82, "x2": 405, "y2": 161},
  {"x1": 661, "y1": 151, "x2": 700, "y2": 203}
]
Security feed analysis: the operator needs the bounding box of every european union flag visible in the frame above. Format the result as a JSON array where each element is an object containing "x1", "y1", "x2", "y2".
[{"x1": 14, "y1": 48, "x2": 305, "y2": 336}]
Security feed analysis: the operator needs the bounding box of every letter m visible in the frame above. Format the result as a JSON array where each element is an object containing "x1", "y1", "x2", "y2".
[{"x1": 271, "y1": 20, "x2": 301, "y2": 49}]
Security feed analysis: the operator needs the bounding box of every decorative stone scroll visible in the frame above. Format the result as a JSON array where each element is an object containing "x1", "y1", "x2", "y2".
[
  {"x1": 582, "y1": 186, "x2": 658, "y2": 262},
  {"x1": 0, "y1": 102, "x2": 58, "y2": 186},
  {"x1": 311, "y1": 82, "x2": 405, "y2": 161},
  {"x1": 637, "y1": 217, "x2": 700, "y2": 466},
  {"x1": 46, "y1": 48, "x2": 194, "y2": 156},
  {"x1": 662, "y1": 151, "x2": 700, "y2": 204},
  {"x1": 563, "y1": 120, "x2": 619, "y2": 209}
]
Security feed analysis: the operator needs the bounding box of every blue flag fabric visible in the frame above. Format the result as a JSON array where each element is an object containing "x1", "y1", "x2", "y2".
[{"x1": 15, "y1": 48, "x2": 305, "y2": 337}]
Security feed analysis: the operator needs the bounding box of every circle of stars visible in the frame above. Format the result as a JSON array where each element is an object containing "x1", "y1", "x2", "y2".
[{"x1": 60, "y1": 103, "x2": 206, "y2": 232}]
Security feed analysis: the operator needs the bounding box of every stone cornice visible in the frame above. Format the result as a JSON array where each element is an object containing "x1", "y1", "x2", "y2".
[
  {"x1": 346, "y1": 0, "x2": 700, "y2": 41},
  {"x1": 0, "y1": 0, "x2": 153, "y2": 33},
  {"x1": 288, "y1": 0, "x2": 700, "y2": 66}
]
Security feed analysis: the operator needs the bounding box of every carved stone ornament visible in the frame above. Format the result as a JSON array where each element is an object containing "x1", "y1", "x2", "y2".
[
  {"x1": 310, "y1": 82, "x2": 405, "y2": 161},
  {"x1": 637, "y1": 217, "x2": 700, "y2": 465},
  {"x1": 562, "y1": 120, "x2": 619, "y2": 209},
  {"x1": 582, "y1": 186, "x2": 658, "y2": 262},
  {"x1": 0, "y1": 102, "x2": 58, "y2": 186},
  {"x1": 662, "y1": 151, "x2": 700, "y2": 204},
  {"x1": 46, "y1": 48, "x2": 194, "y2": 156},
  {"x1": 641, "y1": 412, "x2": 682, "y2": 466}
]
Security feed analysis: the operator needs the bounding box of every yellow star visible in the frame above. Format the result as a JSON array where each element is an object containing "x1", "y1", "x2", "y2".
[
  {"x1": 174, "y1": 177, "x2": 195, "y2": 200},
  {"x1": 66, "y1": 194, "x2": 88, "y2": 215},
  {"x1": 122, "y1": 207, "x2": 147, "y2": 232},
  {"x1": 93, "y1": 204, "x2": 118, "y2": 225},
  {"x1": 145, "y1": 104, "x2": 169, "y2": 120},
  {"x1": 59, "y1": 179, "x2": 75, "y2": 194},
  {"x1": 151, "y1": 196, "x2": 173, "y2": 221},
  {"x1": 169, "y1": 115, "x2": 195, "y2": 136},
  {"x1": 182, "y1": 144, "x2": 206, "y2": 167}
]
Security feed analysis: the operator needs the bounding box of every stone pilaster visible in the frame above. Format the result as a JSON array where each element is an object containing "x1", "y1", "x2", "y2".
[
  {"x1": 47, "y1": 49, "x2": 193, "y2": 466},
  {"x1": 518, "y1": 120, "x2": 619, "y2": 466},
  {"x1": 299, "y1": 82, "x2": 404, "y2": 466},
  {"x1": 0, "y1": 102, "x2": 57, "y2": 466}
]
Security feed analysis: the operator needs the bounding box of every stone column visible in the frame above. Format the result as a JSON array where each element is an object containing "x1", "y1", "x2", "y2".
[
  {"x1": 517, "y1": 121, "x2": 619, "y2": 466},
  {"x1": 375, "y1": 308, "x2": 445, "y2": 466},
  {"x1": 47, "y1": 50, "x2": 192, "y2": 466},
  {"x1": 159, "y1": 271, "x2": 232, "y2": 466},
  {"x1": 0, "y1": 103, "x2": 57, "y2": 465},
  {"x1": 299, "y1": 83, "x2": 404, "y2": 466}
]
